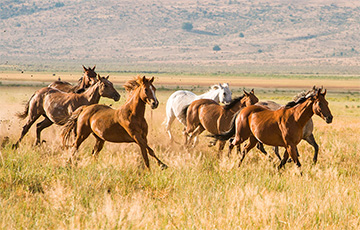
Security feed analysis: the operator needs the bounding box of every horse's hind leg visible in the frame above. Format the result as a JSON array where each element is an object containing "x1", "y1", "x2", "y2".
[
  {"x1": 35, "y1": 117, "x2": 53, "y2": 145},
  {"x1": 304, "y1": 134, "x2": 319, "y2": 164},
  {"x1": 69, "y1": 128, "x2": 92, "y2": 164},
  {"x1": 165, "y1": 113, "x2": 176, "y2": 143},
  {"x1": 238, "y1": 136, "x2": 258, "y2": 167},
  {"x1": 91, "y1": 135, "x2": 105, "y2": 158},
  {"x1": 13, "y1": 114, "x2": 41, "y2": 149}
]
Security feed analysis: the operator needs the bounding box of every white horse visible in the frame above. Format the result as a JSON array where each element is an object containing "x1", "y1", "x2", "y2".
[{"x1": 164, "y1": 83, "x2": 232, "y2": 143}]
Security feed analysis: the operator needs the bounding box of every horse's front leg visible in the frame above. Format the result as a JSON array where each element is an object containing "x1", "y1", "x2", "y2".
[{"x1": 133, "y1": 134, "x2": 166, "y2": 170}]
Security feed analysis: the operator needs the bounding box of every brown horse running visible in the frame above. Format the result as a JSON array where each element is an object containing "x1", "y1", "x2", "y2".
[
  {"x1": 256, "y1": 98, "x2": 319, "y2": 163},
  {"x1": 49, "y1": 65, "x2": 97, "y2": 93},
  {"x1": 184, "y1": 90, "x2": 258, "y2": 153},
  {"x1": 61, "y1": 76, "x2": 168, "y2": 169},
  {"x1": 213, "y1": 87, "x2": 332, "y2": 169},
  {"x1": 13, "y1": 75, "x2": 120, "y2": 148}
]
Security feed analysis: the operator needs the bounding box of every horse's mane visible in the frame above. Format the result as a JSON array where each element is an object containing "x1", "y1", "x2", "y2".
[
  {"x1": 223, "y1": 95, "x2": 244, "y2": 110},
  {"x1": 123, "y1": 75, "x2": 142, "y2": 92},
  {"x1": 285, "y1": 87, "x2": 318, "y2": 108}
]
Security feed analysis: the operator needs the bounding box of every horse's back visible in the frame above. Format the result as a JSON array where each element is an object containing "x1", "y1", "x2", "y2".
[
  {"x1": 48, "y1": 81, "x2": 74, "y2": 93},
  {"x1": 166, "y1": 90, "x2": 197, "y2": 118},
  {"x1": 256, "y1": 101, "x2": 282, "y2": 111}
]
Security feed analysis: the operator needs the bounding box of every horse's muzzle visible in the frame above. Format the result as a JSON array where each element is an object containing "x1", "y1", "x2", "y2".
[
  {"x1": 325, "y1": 115, "x2": 333, "y2": 124},
  {"x1": 113, "y1": 93, "x2": 121, "y2": 102},
  {"x1": 151, "y1": 100, "x2": 159, "y2": 109}
]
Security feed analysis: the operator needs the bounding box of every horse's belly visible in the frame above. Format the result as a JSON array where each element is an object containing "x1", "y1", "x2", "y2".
[
  {"x1": 250, "y1": 117, "x2": 285, "y2": 147},
  {"x1": 91, "y1": 120, "x2": 134, "y2": 143}
]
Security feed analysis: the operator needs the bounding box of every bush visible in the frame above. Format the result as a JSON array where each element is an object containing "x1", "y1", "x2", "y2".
[
  {"x1": 213, "y1": 45, "x2": 221, "y2": 51},
  {"x1": 182, "y1": 22, "x2": 193, "y2": 31},
  {"x1": 239, "y1": 32, "x2": 244, "y2": 38}
]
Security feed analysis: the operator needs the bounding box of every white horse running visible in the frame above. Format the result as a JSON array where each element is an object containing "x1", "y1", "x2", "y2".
[{"x1": 164, "y1": 83, "x2": 232, "y2": 143}]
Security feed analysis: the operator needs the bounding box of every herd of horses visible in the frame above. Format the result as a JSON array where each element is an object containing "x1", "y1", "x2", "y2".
[{"x1": 12, "y1": 65, "x2": 333, "y2": 171}]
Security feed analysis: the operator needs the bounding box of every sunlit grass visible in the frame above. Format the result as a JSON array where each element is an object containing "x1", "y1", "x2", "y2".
[{"x1": 0, "y1": 83, "x2": 359, "y2": 229}]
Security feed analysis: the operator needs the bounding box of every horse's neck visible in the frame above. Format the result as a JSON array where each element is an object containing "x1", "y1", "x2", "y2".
[
  {"x1": 121, "y1": 89, "x2": 146, "y2": 118},
  {"x1": 198, "y1": 90, "x2": 220, "y2": 102},
  {"x1": 80, "y1": 84, "x2": 101, "y2": 104},
  {"x1": 292, "y1": 100, "x2": 314, "y2": 127}
]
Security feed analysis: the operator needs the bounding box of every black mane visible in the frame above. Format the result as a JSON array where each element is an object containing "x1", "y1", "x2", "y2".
[
  {"x1": 284, "y1": 96, "x2": 308, "y2": 108},
  {"x1": 224, "y1": 95, "x2": 244, "y2": 110}
]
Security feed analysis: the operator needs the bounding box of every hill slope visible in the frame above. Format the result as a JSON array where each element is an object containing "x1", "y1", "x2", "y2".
[{"x1": 1, "y1": 0, "x2": 360, "y2": 73}]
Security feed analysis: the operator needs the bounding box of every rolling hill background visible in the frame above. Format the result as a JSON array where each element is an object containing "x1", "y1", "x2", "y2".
[{"x1": 1, "y1": 0, "x2": 360, "y2": 74}]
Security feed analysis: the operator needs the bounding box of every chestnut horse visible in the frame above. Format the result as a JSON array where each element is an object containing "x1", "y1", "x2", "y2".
[
  {"x1": 164, "y1": 83, "x2": 232, "y2": 143},
  {"x1": 256, "y1": 97, "x2": 319, "y2": 163},
  {"x1": 49, "y1": 65, "x2": 97, "y2": 93},
  {"x1": 184, "y1": 90, "x2": 258, "y2": 153},
  {"x1": 61, "y1": 76, "x2": 167, "y2": 169},
  {"x1": 13, "y1": 75, "x2": 120, "y2": 148},
  {"x1": 214, "y1": 87, "x2": 332, "y2": 169}
]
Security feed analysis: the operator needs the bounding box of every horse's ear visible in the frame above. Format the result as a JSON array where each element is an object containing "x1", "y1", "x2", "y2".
[
  {"x1": 142, "y1": 76, "x2": 146, "y2": 83},
  {"x1": 250, "y1": 88, "x2": 254, "y2": 94},
  {"x1": 92, "y1": 65, "x2": 96, "y2": 71},
  {"x1": 243, "y1": 90, "x2": 249, "y2": 96},
  {"x1": 106, "y1": 75, "x2": 109, "y2": 80},
  {"x1": 82, "y1": 65, "x2": 87, "y2": 72},
  {"x1": 321, "y1": 89, "x2": 327, "y2": 96},
  {"x1": 316, "y1": 88, "x2": 321, "y2": 97},
  {"x1": 150, "y1": 76, "x2": 154, "y2": 83},
  {"x1": 211, "y1": 85, "x2": 219, "y2": 90},
  {"x1": 97, "y1": 74, "x2": 101, "y2": 81},
  {"x1": 219, "y1": 83, "x2": 224, "y2": 89}
]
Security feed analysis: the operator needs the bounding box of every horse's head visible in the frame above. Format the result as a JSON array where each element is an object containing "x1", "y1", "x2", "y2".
[
  {"x1": 211, "y1": 83, "x2": 232, "y2": 104},
  {"x1": 311, "y1": 87, "x2": 333, "y2": 124},
  {"x1": 97, "y1": 75, "x2": 120, "y2": 101},
  {"x1": 138, "y1": 76, "x2": 159, "y2": 109},
  {"x1": 242, "y1": 89, "x2": 259, "y2": 107},
  {"x1": 82, "y1": 65, "x2": 98, "y2": 87}
]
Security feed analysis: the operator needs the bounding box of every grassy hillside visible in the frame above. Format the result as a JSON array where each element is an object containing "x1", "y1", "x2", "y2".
[{"x1": 2, "y1": 0, "x2": 360, "y2": 73}]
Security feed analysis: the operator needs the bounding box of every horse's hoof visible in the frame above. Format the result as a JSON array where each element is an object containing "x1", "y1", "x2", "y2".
[
  {"x1": 12, "y1": 143, "x2": 19, "y2": 150},
  {"x1": 160, "y1": 164, "x2": 168, "y2": 170}
]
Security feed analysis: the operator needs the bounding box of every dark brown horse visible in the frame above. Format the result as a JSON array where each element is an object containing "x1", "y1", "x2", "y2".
[
  {"x1": 184, "y1": 90, "x2": 258, "y2": 153},
  {"x1": 256, "y1": 98, "x2": 319, "y2": 163},
  {"x1": 61, "y1": 76, "x2": 167, "y2": 169},
  {"x1": 214, "y1": 87, "x2": 332, "y2": 170},
  {"x1": 13, "y1": 75, "x2": 120, "y2": 148},
  {"x1": 48, "y1": 65, "x2": 97, "y2": 93}
]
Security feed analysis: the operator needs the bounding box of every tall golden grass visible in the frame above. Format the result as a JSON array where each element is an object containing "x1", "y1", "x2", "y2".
[{"x1": 0, "y1": 84, "x2": 359, "y2": 229}]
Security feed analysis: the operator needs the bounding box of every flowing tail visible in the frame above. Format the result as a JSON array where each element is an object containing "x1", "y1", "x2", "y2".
[
  {"x1": 178, "y1": 104, "x2": 190, "y2": 125},
  {"x1": 208, "y1": 110, "x2": 240, "y2": 141},
  {"x1": 16, "y1": 93, "x2": 35, "y2": 119},
  {"x1": 61, "y1": 106, "x2": 86, "y2": 147}
]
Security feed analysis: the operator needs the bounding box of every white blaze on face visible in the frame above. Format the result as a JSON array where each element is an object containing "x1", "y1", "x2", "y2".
[{"x1": 149, "y1": 85, "x2": 156, "y2": 102}]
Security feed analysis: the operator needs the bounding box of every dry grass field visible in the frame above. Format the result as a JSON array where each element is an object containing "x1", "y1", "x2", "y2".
[{"x1": 0, "y1": 72, "x2": 359, "y2": 229}]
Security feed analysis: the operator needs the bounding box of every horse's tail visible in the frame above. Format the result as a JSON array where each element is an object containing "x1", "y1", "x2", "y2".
[
  {"x1": 61, "y1": 106, "x2": 85, "y2": 147},
  {"x1": 16, "y1": 93, "x2": 35, "y2": 119},
  {"x1": 208, "y1": 110, "x2": 240, "y2": 141},
  {"x1": 178, "y1": 104, "x2": 190, "y2": 124}
]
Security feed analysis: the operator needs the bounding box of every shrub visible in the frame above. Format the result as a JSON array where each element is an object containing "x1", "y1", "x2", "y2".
[
  {"x1": 239, "y1": 32, "x2": 244, "y2": 38},
  {"x1": 213, "y1": 45, "x2": 221, "y2": 51},
  {"x1": 182, "y1": 22, "x2": 193, "y2": 31}
]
